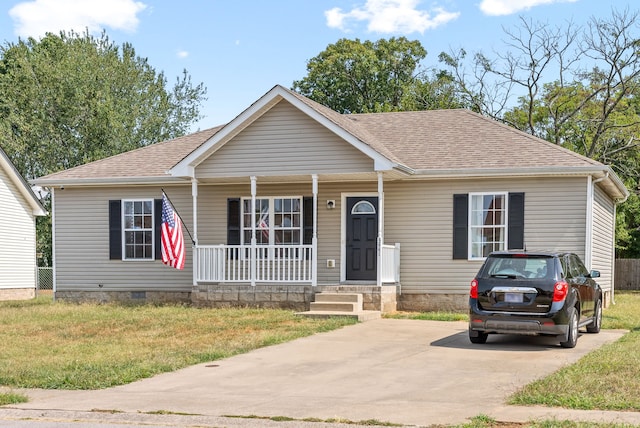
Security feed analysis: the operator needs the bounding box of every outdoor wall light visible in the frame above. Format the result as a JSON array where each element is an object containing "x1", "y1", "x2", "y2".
[{"x1": 326, "y1": 200, "x2": 335, "y2": 209}]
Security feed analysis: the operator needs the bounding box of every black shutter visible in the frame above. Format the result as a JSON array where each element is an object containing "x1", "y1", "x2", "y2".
[
  {"x1": 109, "y1": 200, "x2": 122, "y2": 260},
  {"x1": 453, "y1": 194, "x2": 468, "y2": 260},
  {"x1": 303, "y1": 197, "x2": 314, "y2": 245},
  {"x1": 154, "y1": 199, "x2": 163, "y2": 260},
  {"x1": 227, "y1": 198, "x2": 241, "y2": 245},
  {"x1": 508, "y1": 192, "x2": 525, "y2": 250}
]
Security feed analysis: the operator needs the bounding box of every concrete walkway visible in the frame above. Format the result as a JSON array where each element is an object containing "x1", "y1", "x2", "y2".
[{"x1": 1, "y1": 319, "x2": 638, "y2": 427}]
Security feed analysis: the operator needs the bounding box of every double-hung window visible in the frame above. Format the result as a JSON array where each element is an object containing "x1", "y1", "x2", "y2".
[
  {"x1": 122, "y1": 199, "x2": 154, "y2": 260},
  {"x1": 241, "y1": 197, "x2": 302, "y2": 245},
  {"x1": 453, "y1": 192, "x2": 524, "y2": 260},
  {"x1": 469, "y1": 193, "x2": 507, "y2": 259}
]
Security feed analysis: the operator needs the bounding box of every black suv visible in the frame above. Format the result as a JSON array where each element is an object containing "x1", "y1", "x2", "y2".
[{"x1": 468, "y1": 250, "x2": 603, "y2": 348}]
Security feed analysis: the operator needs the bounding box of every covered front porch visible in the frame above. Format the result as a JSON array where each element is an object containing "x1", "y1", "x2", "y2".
[{"x1": 188, "y1": 174, "x2": 401, "y2": 288}]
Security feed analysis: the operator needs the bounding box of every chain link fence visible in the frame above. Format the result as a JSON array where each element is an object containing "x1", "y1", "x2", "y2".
[{"x1": 37, "y1": 267, "x2": 53, "y2": 291}]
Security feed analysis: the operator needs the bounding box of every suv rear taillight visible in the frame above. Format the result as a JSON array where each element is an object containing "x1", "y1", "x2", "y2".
[
  {"x1": 552, "y1": 281, "x2": 569, "y2": 302},
  {"x1": 470, "y1": 279, "x2": 478, "y2": 299}
]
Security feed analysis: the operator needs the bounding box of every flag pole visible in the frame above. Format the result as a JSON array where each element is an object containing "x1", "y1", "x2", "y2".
[{"x1": 161, "y1": 189, "x2": 196, "y2": 245}]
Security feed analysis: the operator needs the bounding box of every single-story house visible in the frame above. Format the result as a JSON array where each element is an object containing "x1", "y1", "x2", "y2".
[
  {"x1": 0, "y1": 145, "x2": 47, "y2": 300},
  {"x1": 32, "y1": 85, "x2": 628, "y2": 312}
]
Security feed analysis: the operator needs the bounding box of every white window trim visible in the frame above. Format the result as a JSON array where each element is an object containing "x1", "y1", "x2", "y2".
[
  {"x1": 240, "y1": 196, "x2": 303, "y2": 245},
  {"x1": 468, "y1": 192, "x2": 509, "y2": 261},
  {"x1": 121, "y1": 198, "x2": 155, "y2": 261}
]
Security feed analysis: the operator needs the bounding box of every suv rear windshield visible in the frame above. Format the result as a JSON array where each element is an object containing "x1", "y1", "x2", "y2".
[{"x1": 479, "y1": 255, "x2": 554, "y2": 280}]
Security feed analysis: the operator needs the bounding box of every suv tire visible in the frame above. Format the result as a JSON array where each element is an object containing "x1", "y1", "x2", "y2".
[
  {"x1": 469, "y1": 327, "x2": 488, "y2": 344},
  {"x1": 560, "y1": 307, "x2": 578, "y2": 348},
  {"x1": 586, "y1": 299, "x2": 602, "y2": 334}
]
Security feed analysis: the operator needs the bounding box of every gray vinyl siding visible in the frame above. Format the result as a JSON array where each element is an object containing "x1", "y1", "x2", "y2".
[
  {"x1": 196, "y1": 101, "x2": 374, "y2": 178},
  {"x1": 54, "y1": 186, "x2": 193, "y2": 292},
  {"x1": 383, "y1": 177, "x2": 589, "y2": 295},
  {"x1": 592, "y1": 184, "x2": 615, "y2": 292},
  {"x1": 0, "y1": 165, "x2": 37, "y2": 290},
  {"x1": 55, "y1": 175, "x2": 598, "y2": 296}
]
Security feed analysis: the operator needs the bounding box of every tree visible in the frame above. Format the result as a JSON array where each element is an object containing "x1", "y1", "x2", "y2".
[
  {"x1": 293, "y1": 37, "x2": 429, "y2": 113},
  {"x1": 0, "y1": 30, "x2": 207, "y2": 180},
  {"x1": 0, "y1": 30, "x2": 207, "y2": 265}
]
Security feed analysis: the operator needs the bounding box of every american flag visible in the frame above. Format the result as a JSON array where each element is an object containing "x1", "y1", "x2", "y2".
[{"x1": 161, "y1": 194, "x2": 185, "y2": 270}]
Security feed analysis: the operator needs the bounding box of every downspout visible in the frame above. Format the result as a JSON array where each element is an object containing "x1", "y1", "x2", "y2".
[
  {"x1": 611, "y1": 180, "x2": 629, "y2": 306},
  {"x1": 51, "y1": 187, "x2": 57, "y2": 301}
]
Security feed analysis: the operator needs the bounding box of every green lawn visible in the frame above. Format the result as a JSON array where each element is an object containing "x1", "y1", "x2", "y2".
[{"x1": 0, "y1": 297, "x2": 355, "y2": 390}]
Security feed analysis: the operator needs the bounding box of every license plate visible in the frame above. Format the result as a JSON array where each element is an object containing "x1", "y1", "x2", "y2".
[{"x1": 505, "y1": 292, "x2": 523, "y2": 303}]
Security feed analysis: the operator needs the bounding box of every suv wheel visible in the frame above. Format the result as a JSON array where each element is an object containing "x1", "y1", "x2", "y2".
[
  {"x1": 586, "y1": 299, "x2": 602, "y2": 334},
  {"x1": 469, "y1": 327, "x2": 488, "y2": 344},
  {"x1": 560, "y1": 307, "x2": 578, "y2": 348}
]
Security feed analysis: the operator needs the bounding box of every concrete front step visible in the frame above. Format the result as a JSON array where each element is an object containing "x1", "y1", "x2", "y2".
[
  {"x1": 297, "y1": 310, "x2": 381, "y2": 322},
  {"x1": 314, "y1": 293, "x2": 362, "y2": 303},
  {"x1": 310, "y1": 301, "x2": 359, "y2": 312},
  {"x1": 297, "y1": 292, "x2": 381, "y2": 322}
]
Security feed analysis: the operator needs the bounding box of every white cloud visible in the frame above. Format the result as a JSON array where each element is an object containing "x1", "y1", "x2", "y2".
[
  {"x1": 479, "y1": 0, "x2": 578, "y2": 16},
  {"x1": 325, "y1": 0, "x2": 460, "y2": 34},
  {"x1": 177, "y1": 50, "x2": 189, "y2": 59},
  {"x1": 9, "y1": 0, "x2": 147, "y2": 38}
]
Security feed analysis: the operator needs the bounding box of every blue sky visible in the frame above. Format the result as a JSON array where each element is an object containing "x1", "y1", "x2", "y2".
[{"x1": 0, "y1": 0, "x2": 635, "y2": 132}]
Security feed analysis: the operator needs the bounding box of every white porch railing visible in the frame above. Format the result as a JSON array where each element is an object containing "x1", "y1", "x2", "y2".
[
  {"x1": 195, "y1": 242, "x2": 400, "y2": 285},
  {"x1": 380, "y1": 243, "x2": 401, "y2": 283},
  {"x1": 195, "y1": 244, "x2": 313, "y2": 283}
]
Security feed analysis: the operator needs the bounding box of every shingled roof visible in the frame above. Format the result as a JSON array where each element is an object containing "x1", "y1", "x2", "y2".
[
  {"x1": 33, "y1": 85, "x2": 622, "y2": 197},
  {"x1": 35, "y1": 126, "x2": 222, "y2": 183}
]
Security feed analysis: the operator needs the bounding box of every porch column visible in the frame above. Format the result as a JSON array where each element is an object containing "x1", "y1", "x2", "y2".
[
  {"x1": 312, "y1": 174, "x2": 318, "y2": 286},
  {"x1": 377, "y1": 172, "x2": 384, "y2": 287},
  {"x1": 250, "y1": 176, "x2": 257, "y2": 287},
  {"x1": 191, "y1": 178, "x2": 199, "y2": 286}
]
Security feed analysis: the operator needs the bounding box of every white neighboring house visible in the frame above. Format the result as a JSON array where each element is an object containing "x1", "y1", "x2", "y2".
[{"x1": 0, "y1": 146, "x2": 47, "y2": 300}]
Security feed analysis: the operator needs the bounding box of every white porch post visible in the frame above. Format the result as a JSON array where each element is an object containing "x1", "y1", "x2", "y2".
[
  {"x1": 377, "y1": 172, "x2": 384, "y2": 287},
  {"x1": 250, "y1": 176, "x2": 257, "y2": 287},
  {"x1": 312, "y1": 174, "x2": 318, "y2": 286},
  {"x1": 191, "y1": 178, "x2": 199, "y2": 286}
]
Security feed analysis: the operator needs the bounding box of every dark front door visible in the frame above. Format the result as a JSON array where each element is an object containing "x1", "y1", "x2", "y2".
[{"x1": 346, "y1": 197, "x2": 378, "y2": 281}]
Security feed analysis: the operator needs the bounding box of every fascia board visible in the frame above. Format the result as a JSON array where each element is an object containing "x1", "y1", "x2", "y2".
[
  {"x1": 411, "y1": 165, "x2": 629, "y2": 199},
  {"x1": 30, "y1": 176, "x2": 189, "y2": 188}
]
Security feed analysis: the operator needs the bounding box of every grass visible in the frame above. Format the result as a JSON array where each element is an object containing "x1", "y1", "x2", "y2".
[
  {"x1": 451, "y1": 414, "x2": 639, "y2": 427},
  {"x1": 509, "y1": 291, "x2": 640, "y2": 411},
  {"x1": 0, "y1": 392, "x2": 28, "y2": 406},
  {"x1": 0, "y1": 297, "x2": 356, "y2": 390}
]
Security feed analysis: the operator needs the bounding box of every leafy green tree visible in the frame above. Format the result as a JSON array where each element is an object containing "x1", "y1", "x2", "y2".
[
  {"x1": 0, "y1": 30, "x2": 207, "y2": 265},
  {"x1": 293, "y1": 37, "x2": 428, "y2": 113},
  {"x1": 0, "y1": 30, "x2": 207, "y2": 180}
]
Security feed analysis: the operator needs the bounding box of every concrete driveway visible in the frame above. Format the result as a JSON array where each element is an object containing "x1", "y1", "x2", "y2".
[{"x1": 2, "y1": 319, "x2": 637, "y2": 427}]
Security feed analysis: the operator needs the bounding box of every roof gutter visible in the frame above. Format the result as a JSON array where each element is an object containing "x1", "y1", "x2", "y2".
[{"x1": 30, "y1": 176, "x2": 190, "y2": 188}]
